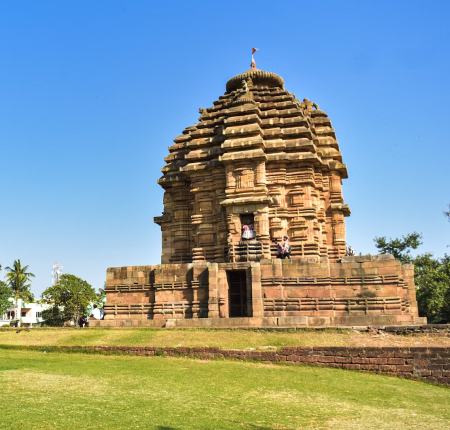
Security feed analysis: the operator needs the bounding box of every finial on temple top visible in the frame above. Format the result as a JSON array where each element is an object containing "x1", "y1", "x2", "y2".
[{"x1": 251, "y1": 47, "x2": 258, "y2": 69}]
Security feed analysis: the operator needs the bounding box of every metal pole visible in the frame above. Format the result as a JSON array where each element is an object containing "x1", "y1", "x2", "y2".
[{"x1": 76, "y1": 291, "x2": 79, "y2": 328}]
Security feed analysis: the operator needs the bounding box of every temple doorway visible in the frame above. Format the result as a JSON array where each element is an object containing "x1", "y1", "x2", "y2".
[{"x1": 227, "y1": 270, "x2": 248, "y2": 317}]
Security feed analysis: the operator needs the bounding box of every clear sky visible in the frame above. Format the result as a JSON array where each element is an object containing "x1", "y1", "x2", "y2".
[{"x1": 1, "y1": 0, "x2": 449, "y2": 297}]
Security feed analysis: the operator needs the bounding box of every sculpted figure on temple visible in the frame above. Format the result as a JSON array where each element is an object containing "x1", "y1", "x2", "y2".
[
  {"x1": 300, "y1": 98, "x2": 319, "y2": 113},
  {"x1": 241, "y1": 79, "x2": 248, "y2": 92},
  {"x1": 301, "y1": 98, "x2": 313, "y2": 113},
  {"x1": 198, "y1": 108, "x2": 207, "y2": 121}
]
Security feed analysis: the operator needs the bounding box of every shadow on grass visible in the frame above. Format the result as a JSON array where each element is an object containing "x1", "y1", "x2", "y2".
[{"x1": 155, "y1": 424, "x2": 285, "y2": 430}]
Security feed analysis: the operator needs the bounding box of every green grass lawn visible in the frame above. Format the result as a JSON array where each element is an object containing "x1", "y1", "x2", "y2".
[
  {"x1": 1, "y1": 349, "x2": 449, "y2": 430},
  {"x1": 2, "y1": 327, "x2": 447, "y2": 350},
  {"x1": 0, "y1": 328, "x2": 354, "y2": 349}
]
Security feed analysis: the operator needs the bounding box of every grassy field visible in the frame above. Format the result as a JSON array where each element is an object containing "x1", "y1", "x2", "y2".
[
  {"x1": 0, "y1": 327, "x2": 449, "y2": 350},
  {"x1": 0, "y1": 349, "x2": 449, "y2": 430}
]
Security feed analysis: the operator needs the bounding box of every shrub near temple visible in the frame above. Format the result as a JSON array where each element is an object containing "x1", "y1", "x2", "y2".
[
  {"x1": 374, "y1": 233, "x2": 450, "y2": 323},
  {"x1": 41, "y1": 274, "x2": 97, "y2": 326}
]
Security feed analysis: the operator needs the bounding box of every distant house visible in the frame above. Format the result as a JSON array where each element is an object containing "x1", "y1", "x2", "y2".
[{"x1": 0, "y1": 298, "x2": 51, "y2": 327}]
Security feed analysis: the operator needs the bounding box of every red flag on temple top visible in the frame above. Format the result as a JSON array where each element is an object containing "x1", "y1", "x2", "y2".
[{"x1": 252, "y1": 47, "x2": 258, "y2": 55}]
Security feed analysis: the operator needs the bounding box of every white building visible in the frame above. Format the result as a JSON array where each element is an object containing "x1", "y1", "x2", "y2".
[{"x1": 0, "y1": 298, "x2": 51, "y2": 327}]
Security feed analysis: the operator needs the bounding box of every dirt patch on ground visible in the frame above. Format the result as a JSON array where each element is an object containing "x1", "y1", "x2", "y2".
[{"x1": 347, "y1": 332, "x2": 450, "y2": 347}]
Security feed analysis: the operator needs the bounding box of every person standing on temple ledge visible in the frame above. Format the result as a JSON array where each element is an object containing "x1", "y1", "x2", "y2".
[
  {"x1": 274, "y1": 239, "x2": 284, "y2": 258},
  {"x1": 283, "y1": 236, "x2": 291, "y2": 259}
]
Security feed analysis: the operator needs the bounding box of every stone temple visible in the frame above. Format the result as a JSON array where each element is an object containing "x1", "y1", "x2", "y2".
[{"x1": 96, "y1": 61, "x2": 424, "y2": 328}]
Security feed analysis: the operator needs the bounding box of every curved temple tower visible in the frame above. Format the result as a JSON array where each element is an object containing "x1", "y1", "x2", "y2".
[
  {"x1": 99, "y1": 64, "x2": 424, "y2": 328},
  {"x1": 155, "y1": 66, "x2": 350, "y2": 264}
]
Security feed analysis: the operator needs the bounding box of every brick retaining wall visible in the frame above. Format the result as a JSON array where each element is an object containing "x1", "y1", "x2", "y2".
[{"x1": 51, "y1": 345, "x2": 450, "y2": 386}]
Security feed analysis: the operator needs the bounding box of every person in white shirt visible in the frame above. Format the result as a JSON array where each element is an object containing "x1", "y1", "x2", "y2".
[
  {"x1": 347, "y1": 246, "x2": 356, "y2": 256},
  {"x1": 91, "y1": 305, "x2": 101, "y2": 319},
  {"x1": 274, "y1": 238, "x2": 284, "y2": 258},
  {"x1": 283, "y1": 236, "x2": 291, "y2": 259}
]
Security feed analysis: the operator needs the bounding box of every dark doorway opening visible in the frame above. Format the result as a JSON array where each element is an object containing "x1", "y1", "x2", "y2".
[
  {"x1": 240, "y1": 213, "x2": 254, "y2": 226},
  {"x1": 227, "y1": 270, "x2": 248, "y2": 317}
]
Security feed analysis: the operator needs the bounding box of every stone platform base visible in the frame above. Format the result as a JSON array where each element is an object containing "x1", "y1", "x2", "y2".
[
  {"x1": 103, "y1": 255, "x2": 422, "y2": 328},
  {"x1": 91, "y1": 315, "x2": 427, "y2": 329}
]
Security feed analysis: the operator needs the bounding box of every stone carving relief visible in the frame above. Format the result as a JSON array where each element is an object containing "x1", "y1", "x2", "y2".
[
  {"x1": 235, "y1": 168, "x2": 255, "y2": 189},
  {"x1": 300, "y1": 98, "x2": 319, "y2": 113},
  {"x1": 198, "y1": 108, "x2": 207, "y2": 121}
]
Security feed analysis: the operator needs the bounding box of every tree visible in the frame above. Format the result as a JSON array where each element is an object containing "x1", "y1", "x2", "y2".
[
  {"x1": 0, "y1": 265, "x2": 12, "y2": 317},
  {"x1": 0, "y1": 284, "x2": 12, "y2": 317},
  {"x1": 41, "y1": 274, "x2": 97, "y2": 326},
  {"x1": 374, "y1": 232, "x2": 450, "y2": 323},
  {"x1": 98, "y1": 281, "x2": 106, "y2": 299},
  {"x1": 374, "y1": 232, "x2": 422, "y2": 264},
  {"x1": 41, "y1": 306, "x2": 66, "y2": 327},
  {"x1": 97, "y1": 282, "x2": 106, "y2": 309},
  {"x1": 4, "y1": 260, "x2": 35, "y2": 321},
  {"x1": 414, "y1": 253, "x2": 450, "y2": 323}
]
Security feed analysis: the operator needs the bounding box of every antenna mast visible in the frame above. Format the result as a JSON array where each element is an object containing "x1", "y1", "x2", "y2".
[{"x1": 52, "y1": 262, "x2": 63, "y2": 286}]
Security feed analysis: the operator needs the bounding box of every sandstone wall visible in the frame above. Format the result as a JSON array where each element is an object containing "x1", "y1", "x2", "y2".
[{"x1": 103, "y1": 255, "x2": 421, "y2": 327}]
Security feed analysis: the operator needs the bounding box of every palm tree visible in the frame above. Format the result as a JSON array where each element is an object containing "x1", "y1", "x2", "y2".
[{"x1": 5, "y1": 260, "x2": 35, "y2": 321}]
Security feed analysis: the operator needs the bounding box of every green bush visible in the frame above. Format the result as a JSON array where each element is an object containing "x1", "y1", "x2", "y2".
[{"x1": 41, "y1": 306, "x2": 66, "y2": 327}]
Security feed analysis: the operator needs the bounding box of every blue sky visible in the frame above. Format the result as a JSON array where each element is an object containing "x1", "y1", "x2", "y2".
[{"x1": 1, "y1": 0, "x2": 449, "y2": 296}]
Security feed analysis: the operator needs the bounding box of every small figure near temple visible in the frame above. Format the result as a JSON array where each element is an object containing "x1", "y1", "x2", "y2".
[
  {"x1": 241, "y1": 79, "x2": 248, "y2": 92},
  {"x1": 283, "y1": 236, "x2": 291, "y2": 259},
  {"x1": 274, "y1": 238, "x2": 284, "y2": 259},
  {"x1": 241, "y1": 214, "x2": 255, "y2": 240},
  {"x1": 78, "y1": 315, "x2": 86, "y2": 328},
  {"x1": 91, "y1": 304, "x2": 101, "y2": 319},
  {"x1": 347, "y1": 246, "x2": 356, "y2": 256},
  {"x1": 242, "y1": 223, "x2": 255, "y2": 240}
]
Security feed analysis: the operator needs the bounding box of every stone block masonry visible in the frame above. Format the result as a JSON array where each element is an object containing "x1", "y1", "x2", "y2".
[
  {"x1": 100, "y1": 256, "x2": 422, "y2": 327},
  {"x1": 45, "y1": 345, "x2": 450, "y2": 387}
]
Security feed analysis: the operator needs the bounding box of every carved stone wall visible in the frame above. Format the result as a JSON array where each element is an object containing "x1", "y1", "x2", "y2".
[
  {"x1": 102, "y1": 256, "x2": 423, "y2": 327},
  {"x1": 155, "y1": 68, "x2": 350, "y2": 264}
]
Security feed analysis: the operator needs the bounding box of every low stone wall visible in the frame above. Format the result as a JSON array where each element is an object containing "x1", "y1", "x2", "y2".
[{"x1": 52, "y1": 345, "x2": 450, "y2": 386}]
